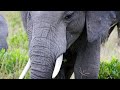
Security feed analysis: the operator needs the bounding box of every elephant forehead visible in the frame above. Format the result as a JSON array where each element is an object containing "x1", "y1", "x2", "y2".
[
  {"x1": 31, "y1": 11, "x2": 64, "y2": 19},
  {"x1": 31, "y1": 11, "x2": 65, "y2": 25}
]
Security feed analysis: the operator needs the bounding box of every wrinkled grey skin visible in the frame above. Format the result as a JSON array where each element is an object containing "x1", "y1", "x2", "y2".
[
  {"x1": 117, "y1": 23, "x2": 120, "y2": 46},
  {"x1": 116, "y1": 11, "x2": 120, "y2": 38},
  {"x1": 115, "y1": 11, "x2": 120, "y2": 46},
  {"x1": 102, "y1": 11, "x2": 120, "y2": 46},
  {"x1": 0, "y1": 15, "x2": 8, "y2": 51},
  {"x1": 21, "y1": 11, "x2": 117, "y2": 79}
]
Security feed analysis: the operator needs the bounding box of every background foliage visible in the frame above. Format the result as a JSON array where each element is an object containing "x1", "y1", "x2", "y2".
[{"x1": 0, "y1": 11, "x2": 29, "y2": 79}]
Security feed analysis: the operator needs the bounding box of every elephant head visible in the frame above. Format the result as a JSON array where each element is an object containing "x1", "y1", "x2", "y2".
[
  {"x1": 0, "y1": 15, "x2": 8, "y2": 51},
  {"x1": 21, "y1": 11, "x2": 116, "y2": 79}
]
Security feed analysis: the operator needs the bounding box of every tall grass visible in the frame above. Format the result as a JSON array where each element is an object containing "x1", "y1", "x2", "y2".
[{"x1": 0, "y1": 11, "x2": 30, "y2": 79}]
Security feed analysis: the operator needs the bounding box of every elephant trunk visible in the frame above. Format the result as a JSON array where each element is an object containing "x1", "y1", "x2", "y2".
[
  {"x1": 30, "y1": 37, "x2": 60, "y2": 79},
  {"x1": 29, "y1": 22, "x2": 64, "y2": 79}
]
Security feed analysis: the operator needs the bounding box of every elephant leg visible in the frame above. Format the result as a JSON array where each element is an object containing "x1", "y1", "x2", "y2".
[
  {"x1": 74, "y1": 30, "x2": 101, "y2": 79},
  {"x1": 55, "y1": 57, "x2": 75, "y2": 79},
  {"x1": 55, "y1": 47, "x2": 77, "y2": 79},
  {"x1": 63, "y1": 61, "x2": 74, "y2": 79},
  {"x1": 64, "y1": 46, "x2": 77, "y2": 79},
  {"x1": 55, "y1": 62, "x2": 67, "y2": 79},
  {"x1": 55, "y1": 64, "x2": 74, "y2": 79}
]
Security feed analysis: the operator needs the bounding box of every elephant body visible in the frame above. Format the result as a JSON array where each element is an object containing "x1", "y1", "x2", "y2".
[
  {"x1": 102, "y1": 11, "x2": 120, "y2": 46},
  {"x1": 21, "y1": 11, "x2": 118, "y2": 79},
  {"x1": 0, "y1": 15, "x2": 8, "y2": 51},
  {"x1": 117, "y1": 23, "x2": 120, "y2": 46},
  {"x1": 115, "y1": 11, "x2": 120, "y2": 46}
]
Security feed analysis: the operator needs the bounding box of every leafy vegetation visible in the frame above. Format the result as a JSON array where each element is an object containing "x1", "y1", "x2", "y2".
[
  {"x1": 0, "y1": 11, "x2": 30, "y2": 79},
  {"x1": 99, "y1": 57, "x2": 120, "y2": 79}
]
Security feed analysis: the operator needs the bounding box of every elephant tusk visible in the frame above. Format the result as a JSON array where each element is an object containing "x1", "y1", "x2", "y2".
[
  {"x1": 52, "y1": 54, "x2": 63, "y2": 79},
  {"x1": 19, "y1": 59, "x2": 31, "y2": 79}
]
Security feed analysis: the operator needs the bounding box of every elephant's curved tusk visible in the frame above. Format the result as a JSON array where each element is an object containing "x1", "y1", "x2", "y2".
[
  {"x1": 19, "y1": 59, "x2": 31, "y2": 79},
  {"x1": 52, "y1": 54, "x2": 63, "y2": 79}
]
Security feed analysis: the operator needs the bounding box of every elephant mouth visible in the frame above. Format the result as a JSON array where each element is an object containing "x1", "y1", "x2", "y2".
[{"x1": 19, "y1": 54, "x2": 64, "y2": 79}]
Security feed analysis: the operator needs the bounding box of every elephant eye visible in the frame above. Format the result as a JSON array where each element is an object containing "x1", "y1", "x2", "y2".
[
  {"x1": 65, "y1": 14, "x2": 72, "y2": 20},
  {"x1": 64, "y1": 11, "x2": 74, "y2": 21}
]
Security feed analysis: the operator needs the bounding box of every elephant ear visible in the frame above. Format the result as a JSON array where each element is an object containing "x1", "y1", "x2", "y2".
[
  {"x1": 86, "y1": 11, "x2": 117, "y2": 42},
  {"x1": 21, "y1": 11, "x2": 33, "y2": 43},
  {"x1": 21, "y1": 11, "x2": 28, "y2": 30}
]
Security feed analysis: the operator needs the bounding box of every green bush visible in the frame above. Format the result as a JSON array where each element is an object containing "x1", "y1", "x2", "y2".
[
  {"x1": 99, "y1": 57, "x2": 120, "y2": 79},
  {"x1": 0, "y1": 49, "x2": 29, "y2": 79}
]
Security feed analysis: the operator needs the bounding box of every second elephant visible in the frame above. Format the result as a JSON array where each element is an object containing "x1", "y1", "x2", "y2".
[
  {"x1": 102, "y1": 11, "x2": 120, "y2": 45},
  {"x1": 0, "y1": 15, "x2": 8, "y2": 51}
]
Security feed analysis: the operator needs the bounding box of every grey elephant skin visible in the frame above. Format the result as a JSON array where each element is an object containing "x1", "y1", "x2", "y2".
[
  {"x1": 0, "y1": 15, "x2": 8, "y2": 51},
  {"x1": 21, "y1": 11, "x2": 118, "y2": 79},
  {"x1": 109, "y1": 11, "x2": 120, "y2": 46},
  {"x1": 102, "y1": 11, "x2": 120, "y2": 46}
]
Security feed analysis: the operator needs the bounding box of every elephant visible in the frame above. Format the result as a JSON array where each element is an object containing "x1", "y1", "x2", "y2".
[
  {"x1": 101, "y1": 11, "x2": 120, "y2": 46},
  {"x1": 116, "y1": 11, "x2": 120, "y2": 45},
  {"x1": 117, "y1": 22, "x2": 120, "y2": 46},
  {"x1": 0, "y1": 15, "x2": 8, "y2": 51},
  {"x1": 21, "y1": 11, "x2": 117, "y2": 79}
]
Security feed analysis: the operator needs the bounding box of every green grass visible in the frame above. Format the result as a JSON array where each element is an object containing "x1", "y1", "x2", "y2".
[
  {"x1": 0, "y1": 11, "x2": 120, "y2": 79},
  {"x1": 0, "y1": 11, "x2": 30, "y2": 79}
]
